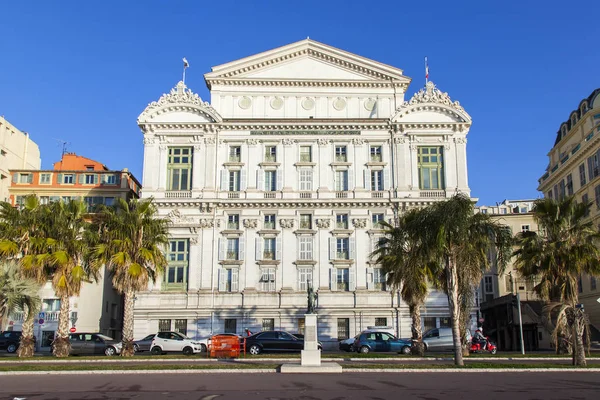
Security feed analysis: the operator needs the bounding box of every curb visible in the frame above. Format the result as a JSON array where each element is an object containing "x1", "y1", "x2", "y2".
[{"x1": 344, "y1": 368, "x2": 600, "y2": 373}]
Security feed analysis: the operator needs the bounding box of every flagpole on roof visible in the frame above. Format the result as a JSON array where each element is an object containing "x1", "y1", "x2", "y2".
[
  {"x1": 425, "y1": 56, "x2": 429, "y2": 86},
  {"x1": 182, "y1": 57, "x2": 189, "y2": 85}
]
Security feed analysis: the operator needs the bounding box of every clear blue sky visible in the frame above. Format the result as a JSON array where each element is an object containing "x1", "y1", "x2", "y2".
[{"x1": 1, "y1": 1, "x2": 599, "y2": 205}]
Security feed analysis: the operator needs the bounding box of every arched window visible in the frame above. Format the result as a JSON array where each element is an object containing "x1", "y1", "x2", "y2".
[
  {"x1": 581, "y1": 102, "x2": 588, "y2": 115},
  {"x1": 571, "y1": 114, "x2": 578, "y2": 127},
  {"x1": 561, "y1": 125, "x2": 567, "y2": 137}
]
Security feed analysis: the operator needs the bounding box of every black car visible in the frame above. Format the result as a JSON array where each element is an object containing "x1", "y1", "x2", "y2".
[
  {"x1": 0, "y1": 331, "x2": 32, "y2": 353},
  {"x1": 244, "y1": 330, "x2": 321, "y2": 355}
]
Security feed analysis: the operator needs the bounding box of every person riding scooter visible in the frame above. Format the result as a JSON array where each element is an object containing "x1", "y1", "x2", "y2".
[{"x1": 473, "y1": 328, "x2": 487, "y2": 351}]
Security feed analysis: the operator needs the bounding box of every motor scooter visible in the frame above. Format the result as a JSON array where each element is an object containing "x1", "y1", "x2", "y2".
[{"x1": 470, "y1": 337, "x2": 497, "y2": 354}]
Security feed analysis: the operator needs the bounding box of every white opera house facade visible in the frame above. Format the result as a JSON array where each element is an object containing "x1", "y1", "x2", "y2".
[{"x1": 134, "y1": 39, "x2": 473, "y2": 347}]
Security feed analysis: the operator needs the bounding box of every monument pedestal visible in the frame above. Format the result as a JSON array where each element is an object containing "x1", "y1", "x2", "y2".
[{"x1": 280, "y1": 313, "x2": 342, "y2": 373}]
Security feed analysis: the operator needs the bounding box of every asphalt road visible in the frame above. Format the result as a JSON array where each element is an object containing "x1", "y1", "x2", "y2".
[{"x1": 1, "y1": 372, "x2": 599, "y2": 400}]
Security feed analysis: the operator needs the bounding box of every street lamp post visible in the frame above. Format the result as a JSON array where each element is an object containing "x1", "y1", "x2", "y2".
[{"x1": 510, "y1": 272, "x2": 525, "y2": 355}]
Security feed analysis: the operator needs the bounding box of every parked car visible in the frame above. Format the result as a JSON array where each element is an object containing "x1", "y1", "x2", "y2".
[
  {"x1": 339, "y1": 326, "x2": 396, "y2": 352},
  {"x1": 150, "y1": 331, "x2": 205, "y2": 355},
  {"x1": 66, "y1": 333, "x2": 122, "y2": 356},
  {"x1": 290, "y1": 333, "x2": 304, "y2": 340},
  {"x1": 352, "y1": 331, "x2": 411, "y2": 354},
  {"x1": 133, "y1": 334, "x2": 156, "y2": 353},
  {"x1": 0, "y1": 331, "x2": 35, "y2": 354},
  {"x1": 422, "y1": 327, "x2": 471, "y2": 352},
  {"x1": 244, "y1": 330, "x2": 322, "y2": 355}
]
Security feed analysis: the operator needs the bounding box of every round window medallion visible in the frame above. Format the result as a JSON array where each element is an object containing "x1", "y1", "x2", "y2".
[
  {"x1": 302, "y1": 97, "x2": 315, "y2": 110},
  {"x1": 333, "y1": 97, "x2": 346, "y2": 111},
  {"x1": 270, "y1": 96, "x2": 284, "y2": 110},
  {"x1": 364, "y1": 98, "x2": 376, "y2": 111},
  {"x1": 238, "y1": 96, "x2": 252, "y2": 109}
]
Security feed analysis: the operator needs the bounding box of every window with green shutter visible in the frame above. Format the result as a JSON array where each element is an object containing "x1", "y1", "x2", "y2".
[
  {"x1": 164, "y1": 239, "x2": 189, "y2": 290},
  {"x1": 167, "y1": 147, "x2": 192, "y2": 191},
  {"x1": 418, "y1": 147, "x2": 444, "y2": 190}
]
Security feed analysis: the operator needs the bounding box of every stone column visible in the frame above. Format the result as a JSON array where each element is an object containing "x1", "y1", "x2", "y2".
[
  {"x1": 204, "y1": 137, "x2": 217, "y2": 190},
  {"x1": 443, "y1": 141, "x2": 457, "y2": 192},
  {"x1": 409, "y1": 142, "x2": 419, "y2": 191},
  {"x1": 394, "y1": 136, "x2": 410, "y2": 191},
  {"x1": 187, "y1": 236, "x2": 200, "y2": 291},
  {"x1": 158, "y1": 145, "x2": 168, "y2": 191},
  {"x1": 142, "y1": 136, "x2": 158, "y2": 191},
  {"x1": 192, "y1": 144, "x2": 203, "y2": 191},
  {"x1": 454, "y1": 137, "x2": 468, "y2": 192},
  {"x1": 317, "y1": 139, "x2": 330, "y2": 192}
]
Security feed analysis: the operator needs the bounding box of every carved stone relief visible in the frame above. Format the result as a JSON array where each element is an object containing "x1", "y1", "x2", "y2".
[
  {"x1": 243, "y1": 219, "x2": 258, "y2": 229},
  {"x1": 279, "y1": 219, "x2": 295, "y2": 229},
  {"x1": 315, "y1": 218, "x2": 331, "y2": 229},
  {"x1": 352, "y1": 218, "x2": 368, "y2": 229}
]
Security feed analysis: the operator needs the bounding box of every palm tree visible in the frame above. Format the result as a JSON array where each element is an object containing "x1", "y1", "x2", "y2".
[
  {"x1": 0, "y1": 196, "x2": 47, "y2": 357},
  {"x1": 415, "y1": 195, "x2": 513, "y2": 365},
  {"x1": 372, "y1": 210, "x2": 439, "y2": 356},
  {"x1": 32, "y1": 200, "x2": 98, "y2": 358},
  {"x1": 91, "y1": 198, "x2": 169, "y2": 356},
  {"x1": 513, "y1": 196, "x2": 600, "y2": 366},
  {"x1": 0, "y1": 261, "x2": 41, "y2": 356}
]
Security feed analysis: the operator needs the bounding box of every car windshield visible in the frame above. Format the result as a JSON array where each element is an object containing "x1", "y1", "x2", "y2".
[
  {"x1": 96, "y1": 334, "x2": 113, "y2": 341},
  {"x1": 174, "y1": 332, "x2": 189, "y2": 340},
  {"x1": 142, "y1": 334, "x2": 155, "y2": 341}
]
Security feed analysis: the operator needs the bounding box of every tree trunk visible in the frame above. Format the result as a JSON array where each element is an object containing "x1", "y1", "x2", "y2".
[
  {"x1": 446, "y1": 256, "x2": 464, "y2": 366},
  {"x1": 121, "y1": 290, "x2": 135, "y2": 357},
  {"x1": 53, "y1": 294, "x2": 71, "y2": 357},
  {"x1": 17, "y1": 304, "x2": 36, "y2": 358},
  {"x1": 573, "y1": 310, "x2": 587, "y2": 367},
  {"x1": 409, "y1": 303, "x2": 425, "y2": 356}
]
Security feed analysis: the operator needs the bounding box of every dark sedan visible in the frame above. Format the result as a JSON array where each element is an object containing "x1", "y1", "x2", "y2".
[
  {"x1": 244, "y1": 330, "x2": 321, "y2": 355},
  {"x1": 352, "y1": 331, "x2": 411, "y2": 354},
  {"x1": 133, "y1": 334, "x2": 156, "y2": 352},
  {"x1": 66, "y1": 333, "x2": 122, "y2": 356}
]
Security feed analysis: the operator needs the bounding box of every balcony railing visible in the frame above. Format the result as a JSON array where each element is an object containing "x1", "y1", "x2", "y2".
[
  {"x1": 299, "y1": 221, "x2": 312, "y2": 229},
  {"x1": 370, "y1": 155, "x2": 382, "y2": 162},
  {"x1": 226, "y1": 251, "x2": 238, "y2": 260},
  {"x1": 262, "y1": 251, "x2": 275, "y2": 260},
  {"x1": 228, "y1": 192, "x2": 240, "y2": 199},
  {"x1": 336, "y1": 223, "x2": 348, "y2": 230},
  {"x1": 371, "y1": 192, "x2": 384, "y2": 198},
  {"x1": 13, "y1": 311, "x2": 60, "y2": 322},
  {"x1": 264, "y1": 222, "x2": 276, "y2": 230},
  {"x1": 166, "y1": 191, "x2": 192, "y2": 199},
  {"x1": 264, "y1": 193, "x2": 276, "y2": 199},
  {"x1": 264, "y1": 155, "x2": 277, "y2": 162},
  {"x1": 335, "y1": 191, "x2": 348, "y2": 198},
  {"x1": 300, "y1": 154, "x2": 312, "y2": 162},
  {"x1": 335, "y1": 155, "x2": 347, "y2": 162},
  {"x1": 299, "y1": 192, "x2": 312, "y2": 199},
  {"x1": 336, "y1": 251, "x2": 349, "y2": 259},
  {"x1": 420, "y1": 190, "x2": 445, "y2": 198},
  {"x1": 228, "y1": 155, "x2": 241, "y2": 162},
  {"x1": 227, "y1": 223, "x2": 239, "y2": 230}
]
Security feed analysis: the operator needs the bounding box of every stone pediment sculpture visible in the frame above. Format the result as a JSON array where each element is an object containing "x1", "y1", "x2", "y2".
[
  {"x1": 137, "y1": 81, "x2": 223, "y2": 125},
  {"x1": 392, "y1": 81, "x2": 472, "y2": 124},
  {"x1": 167, "y1": 209, "x2": 194, "y2": 224}
]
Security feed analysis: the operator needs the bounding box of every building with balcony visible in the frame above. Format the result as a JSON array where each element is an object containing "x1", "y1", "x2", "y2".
[
  {"x1": 6, "y1": 153, "x2": 142, "y2": 348},
  {"x1": 135, "y1": 39, "x2": 473, "y2": 347},
  {"x1": 475, "y1": 200, "x2": 555, "y2": 351},
  {"x1": 0, "y1": 116, "x2": 41, "y2": 203},
  {"x1": 537, "y1": 88, "x2": 600, "y2": 338}
]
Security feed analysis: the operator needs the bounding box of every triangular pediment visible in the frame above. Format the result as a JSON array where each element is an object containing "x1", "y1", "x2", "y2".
[{"x1": 205, "y1": 39, "x2": 410, "y2": 86}]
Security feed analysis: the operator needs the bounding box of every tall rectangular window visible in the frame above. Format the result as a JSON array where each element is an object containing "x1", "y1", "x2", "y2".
[
  {"x1": 374, "y1": 268, "x2": 386, "y2": 291},
  {"x1": 229, "y1": 146, "x2": 241, "y2": 162},
  {"x1": 84, "y1": 174, "x2": 98, "y2": 185},
  {"x1": 299, "y1": 168, "x2": 313, "y2": 191},
  {"x1": 336, "y1": 268, "x2": 350, "y2": 292},
  {"x1": 484, "y1": 276, "x2": 493, "y2": 294},
  {"x1": 371, "y1": 170, "x2": 383, "y2": 191},
  {"x1": 336, "y1": 214, "x2": 348, "y2": 229},
  {"x1": 582, "y1": 193, "x2": 590, "y2": 216},
  {"x1": 265, "y1": 170, "x2": 277, "y2": 191},
  {"x1": 418, "y1": 147, "x2": 444, "y2": 190},
  {"x1": 228, "y1": 171, "x2": 240, "y2": 191},
  {"x1": 370, "y1": 146, "x2": 382, "y2": 162},
  {"x1": 224, "y1": 319, "x2": 237, "y2": 334},
  {"x1": 298, "y1": 268, "x2": 313, "y2": 291},
  {"x1": 165, "y1": 240, "x2": 188, "y2": 290},
  {"x1": 595, "y1": 185, "x2": 600, "y2": 210},
  {"x1": 335, "y1": 170, "x2": 348, "y2": 191},
  {"x1": 265, "y1": 146, "x2": 277, "y2": 162},
  {"x1": 580, "y1": 163, "x2": 587, "y2": 187},
  {"x1": 375, "y1": 318, "x2": 387, "y2": 327},
  {"x1": 259, "y1": 268, "x2": 276, "y2": 292},
  {"x1": 298, "y1": 237, "x2": 313, "y2": 260},
  {"x1": 167, "y1": 147, "x2": 192, "y2": 191},
  {"x1": 336, "y1": 239, "x2": 349, "y2": 260},
  {"x1": 227, "y1": 214, "x2": 239, "y2": 230},
  {"x1": 335, "y1": 145, "x2": 347, "y2": 162},
  {"x1": 227, "y1": 238, "x2": 239, "y2": 260},
  {"x1": 559, "y1": 179, "x2": 566, "y2": 199},
  {"x1": 62, "y1": 174, "x2": 75, "y2": 184},
  {"x1": 18, "y1": 173, "x2": 33, "y2": 184},
  {"x1": 337, "y1": 318, "x2": 350, "y2": 340},
  {"x1": 566, "y1": 174, "x2": 573, "y2": 196},
  {"x1": 263, "y1": 238, "x2": 276, "y2": 260},
  {"x1": 262, "y1": 318, "x2": 275, "y2": 331},
  {"x1": 219, "y1": 268, "x2": 239, "y2": 292},
  {"x1": 591, "y1": 276, "x2": 597, "y2": 291},
  {"x1": 372, "y1": 213, "x2": 384, "y2": 229},
  {"x1": 300, "y1": 146, "x2": 312, "y2": 162},
  {"x1": 264, "y1": 214, "x2": 276, "y2": 230},
  {"x1": 299, "y1": 214, "x2": 312, "y2": 229},
  {"x1": 174, "y1": 319, "x2": 187, "y2": 336},
  {"x1": 158, "y1": 319, "x2": 171, "y2": 332}
]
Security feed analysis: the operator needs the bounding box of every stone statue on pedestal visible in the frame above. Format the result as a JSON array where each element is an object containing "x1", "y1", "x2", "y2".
[{"x1": 307, "y1": 279, "x2": 318, "y2": 314}]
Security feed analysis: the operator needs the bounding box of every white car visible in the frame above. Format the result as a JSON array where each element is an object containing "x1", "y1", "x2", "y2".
[{"x1": 150, "y1": 331, "x2": 205, "y2": 355}]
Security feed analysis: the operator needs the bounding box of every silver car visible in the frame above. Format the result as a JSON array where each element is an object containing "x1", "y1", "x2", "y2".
[{"x1": 422, "y1": 327, "x2": 471, "y2": 351}]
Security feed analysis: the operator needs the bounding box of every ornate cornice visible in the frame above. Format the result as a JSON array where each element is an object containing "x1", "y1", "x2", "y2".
[
  {"x1": 206, "y1": 78, "x2": 408, "y2": 90},
  {"x1": 138, "y1": 81, "x2": 223, "y2": 129}
]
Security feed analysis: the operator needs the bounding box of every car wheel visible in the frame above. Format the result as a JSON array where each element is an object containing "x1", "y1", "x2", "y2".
[
  {"x1": 104, "y1": 346, "x2": 116, "y2": 356},
  {"x1": 200, "y1": 344, "x2": 207, "y2": 353},
  {"x1": 182, "y1": 346, "x2": 193, "y2": 356},
  {"x1": 249, "y1": 344, "x2": 261, "y2": 355},
  {"x1": 151, "y1": 346, "x2": 162, "y2": 355},
  {"x1": 6, "y1": 343, "x2": 17, "y2": 354},
  {"x1": 401, "y1": 346, "x2": 411, "y2": 355},
  {"x1": 133, "y1": 344, "x2": 140, "y2": 353},
  {"x1": 359, "y1": 346, "x2": 370, "y2": 354}
]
